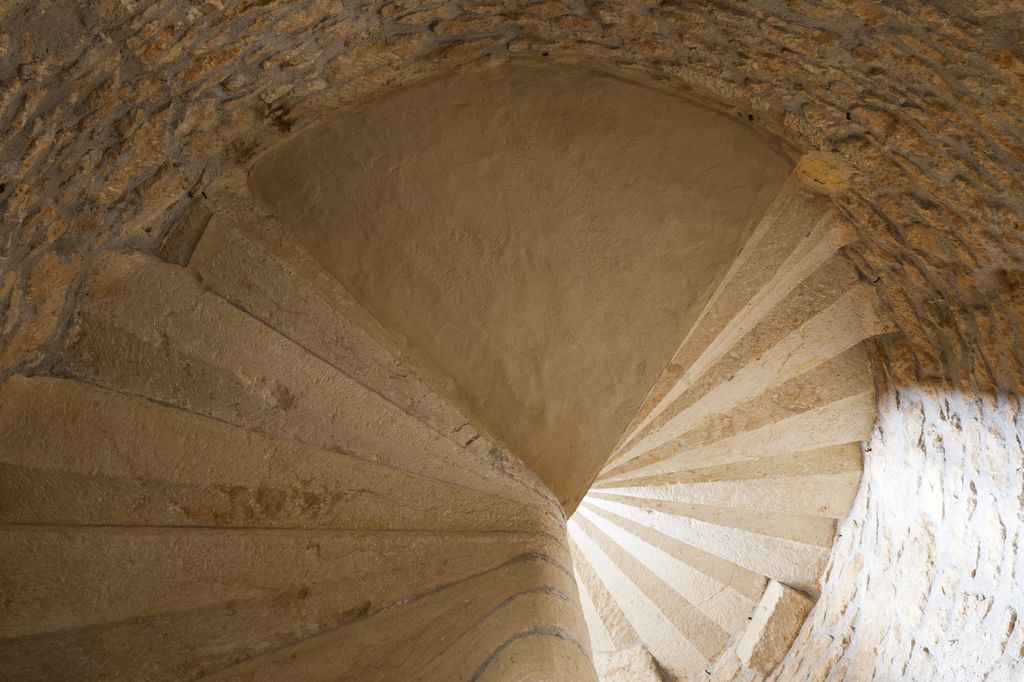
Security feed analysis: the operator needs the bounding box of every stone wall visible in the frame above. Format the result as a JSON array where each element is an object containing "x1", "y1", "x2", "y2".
[
  {"x1": 3, "y1": 0, "x2": 1023, "y2": 390},
  {"x1": 770, "y1": 341, "x2": 1024, "y2": 680},
  {"x1": 3, "y1": 0, "x2": 1024, "y2": 679}
]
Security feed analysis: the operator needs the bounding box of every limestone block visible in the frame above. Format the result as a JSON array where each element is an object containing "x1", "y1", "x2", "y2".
[
  {"x1": 62, "y1": 251, "x2": 553, "y2": 510},
  {"x1": 735, "y1": 580, "x2": 815, "y2": 675},
  {"x1": 0, "y1": 375, "x2": 547, "y2": 534},
  {"x1": 595, "y1": 644, "x2": 664, "y2": 681},
  {"x1": 157, "y1": 199, "x2": 213, "y2": 265}
]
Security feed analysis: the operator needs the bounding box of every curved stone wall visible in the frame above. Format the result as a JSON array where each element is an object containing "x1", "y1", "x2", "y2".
[
  {"x1": 2, "y1": 1, "x2": 1023, "y2": 679},
  {"x1": 769, "y1": 380, "x2": 1024, "y2": 680}
]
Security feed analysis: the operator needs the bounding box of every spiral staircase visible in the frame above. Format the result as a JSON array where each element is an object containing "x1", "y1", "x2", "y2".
[
  {"x1": 0, "y1": 147, "x2": 891, "y2": 679},
  {"x1": 0, "y1": 204, "x2": 591, "y2": 679},
  {"x1": 569, "y1": 171, "x2": 892, "y2": 679}
]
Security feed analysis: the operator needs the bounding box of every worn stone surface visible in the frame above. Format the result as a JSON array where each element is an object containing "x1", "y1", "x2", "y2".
[
  {"x1": 570, "y1": 179, "x2": 882, "y2": 679},
  {"x1": 594, "y1": 644, "x2": 664, "y2": 681},
  {"x1": 0, "y1": 259, "x2": 594, "y2": 679},
  {"x1": 0, "y1": 375, "x2": 548, "y2": 533},
  {"x1": 62, "y1": 250, "x2": 554, "y2": 507},
  {"x1": 736, "y1": 580, "x2": 815, "y2": 675},
  {"x1": 769, "y1": 353, "x2": 1024, "y2": 681},
  {"x1": 2, "y1": 1, "x2": 1024, "y2": 680}
]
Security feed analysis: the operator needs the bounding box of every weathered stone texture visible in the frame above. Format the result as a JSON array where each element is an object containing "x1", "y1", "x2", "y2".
[
  {"x1": 770, "y1": 346, "x2": 1024, "y2": 680},
  {"x1": 1, "y1": 0, "x2": 1023, "y2": 394},
  {"x1": 2, "y1": 0, "x2": 1024, "y2": 679},
  {"x1": 736, "y1": 580, "x2": 815, "y2": 675},
  {"x1": 572, "y1": 176, "x2": 882, "y2": 679}
]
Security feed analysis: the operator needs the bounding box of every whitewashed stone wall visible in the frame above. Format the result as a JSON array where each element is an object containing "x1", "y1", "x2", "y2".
[{"x1": 773, "y1": 379, "x2": 1024, "y2": 680}]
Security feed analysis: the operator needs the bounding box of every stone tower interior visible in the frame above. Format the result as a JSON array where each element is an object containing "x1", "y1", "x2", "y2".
[{"x1": 1, "y1": 1, "x2": 1023, "y2": 680}]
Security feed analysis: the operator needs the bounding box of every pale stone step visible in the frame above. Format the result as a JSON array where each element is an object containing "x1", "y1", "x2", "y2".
[
  {"x1": 0, "y1": 525, "x2": 565, "y2": 641},
  {"x1": 568, "y1": 521, "x2": 708, "y2": 675},
  {"x1": 572, "y1": 538, "x2": 641, "y2": 653},
  {"x1": 587, "y1": 495, "x2": 835, "y2": 548},
  {"x1": 573, "y1": 169, "x2": 890, "y2": 680},
  {"x1": 577, "y1": 505, "x2": 758, "y2": 637},
  {"x1": 580, "y1": 503, "x2": 767, "y2": 603},
  {"x1": 60, "y1": 251, "x2": 551, "y2": 509},
  {"x1": 610, "y1": 280, "x2": 884, "y2": 473},
  {"x1": 599, "y1": 443, "x2": 863, "y2": 509},
  {"x1": 576, "y1": 567, "x2": 618, "y2": 653},
  {"x1": 199, "y1": 555, "x2": 593, "y2": 681},
  {"x1": 582, "y1": 496, "x2": 829, "y2": 595},
  {"x1": 633, "y1": 442, "x2": 861, "y2": 484},
  {"x1": 596, "y1": 470, "x2": 861, "y2": 519},
  {"x1": 613, "y1": 253, "x2": 863, "y2": 468},
  {"x1": 0, "y1": 375, "x2": 550, "y2": 533},
  {"x1": 734, "y1": 580, "x2": 814, "y2": 676},
  {"x1": 600, "y1": 391, "x2": 875, "y2": 485},
  {"x1": 595, "y1": 645, "x2": 666, "y2": 682},
  {"x1": 572, "y1": 512, "x2": 733, "y2": 662},
  {"x1": 603, "y1": 345, "x2": 872, "y2": 481},
  {"x1": 190, "y1": 214, "x2": 499, "y2": 460},
  {"x1": 616, "y1": 178, "x2": 854, "y2": 453}
]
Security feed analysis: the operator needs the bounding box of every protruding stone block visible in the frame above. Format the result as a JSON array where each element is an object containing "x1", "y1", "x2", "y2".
[
  {"x1": 735, "y1": 580, "x2": 814, "y2": 675},
  {"x1": 794, "y1": 154, "x2": 850, "y2": 193},
  {"x1": 595, "y1": 644, "x2": 664, "y2": 682}
]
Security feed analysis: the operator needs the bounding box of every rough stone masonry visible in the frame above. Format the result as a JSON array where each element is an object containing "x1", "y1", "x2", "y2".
[{"x1": 1, "y1": 1, "x2": 1023, "y2": 679}]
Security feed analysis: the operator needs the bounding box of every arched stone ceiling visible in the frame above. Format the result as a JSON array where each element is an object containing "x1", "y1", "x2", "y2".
[{"x1": 249, "y1": 64, "x2": 792, "y2": 511}]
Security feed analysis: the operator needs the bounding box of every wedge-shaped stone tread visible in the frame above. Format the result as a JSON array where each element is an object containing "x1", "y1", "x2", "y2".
[
  {"x1": 61, "y1": 251, "x2": 550, "y2": 510},
  {"x1": 572, "y1": 174, "x2": 889, "y2": 680},
  {"x1": 0, "y1": 376, "x2": 552, "y2": 534}
]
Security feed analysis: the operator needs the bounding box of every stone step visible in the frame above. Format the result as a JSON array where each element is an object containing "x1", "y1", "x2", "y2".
[
  {"x1": 574, "y1": 512, "x2": 734, "y2": 662},
  {"x1": 1, "y1": 547, "x2": 575, "y2": 681},
  {"x1": 615, "y1": 177, "x2": 855, "y2": 453},
  {"x1": 569, "y1": 521, "x2": 709, "y2": 675},
  {"x1": 0, "y1": 525, "x2": 564, "y2": 640},
  {"x1": 189, "y1": 214, "x2": 505, "y2": 463},
  {"x1": 600, "y1": 391, "x2": 874, "y2": 485},
  {"x1": 595, "y1": 645, "x2": 667, "y2": 682},
  {"x1": 575, "y1": 566, "x2": 620, "y2": 653},
  {"x1": 582, "y1": 496, "x2": 830, "y2": 596},
  {"x1": 3, "y1": 248, "x2": 579, "y2": 680},
  {"x1": 569, "y1": 167, "x2": 889, "y2": 679},
  {"x1": 602, "y1": 346, "x2": 874, "y2": 483},
  {"x1": 595, "y1": 471, "x2": 861, "y2": 519},
  {"x1": 573, "y1": 544, "x2": 641, "y2": 653},
  {"x1": 628, "y1": 345, "x2": 872, "y2": 465},
  {"x1": 608, "y1": 270, "x2": 885, "y2": 474},
  {"x1": 60, "y1": 251, "x2": 554, "y2": 510},
  {"x1": 0, "y1": 375, "x2": 550, "y2": 533},
  {"x1": 578, "y1": 504, "x2": 761, "y2": 636},
  {"x1": 199, "y1": 555, "x2": 589, "y2": 681}
]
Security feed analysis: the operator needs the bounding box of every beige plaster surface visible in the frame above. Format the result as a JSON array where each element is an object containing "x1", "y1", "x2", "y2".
[{"x1": 249, "y1": 64, "x2": 791, "y2": 510}]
